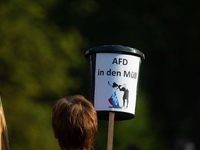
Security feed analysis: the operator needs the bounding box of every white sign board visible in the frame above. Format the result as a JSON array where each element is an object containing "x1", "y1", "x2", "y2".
[{"x1": 94, "y1": 53, "x2": 141, "y2": 115}]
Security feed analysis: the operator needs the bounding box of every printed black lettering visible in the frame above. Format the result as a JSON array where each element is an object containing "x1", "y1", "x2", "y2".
[
  {"x1": 124, "y1": 71, "x2": 130, "y2": 78},
  {"x1": 107, "y1": 69, "x2": 111, "y2": 76},
  {"x1": 124, "y1": 71, "x2": 137, "y2": 79},
  {"x1": 119, "y1": 58, "x2": 122, "y2": 64},
  {"x1": 131, "y1": 72, "x2": 137, "y2": 79},
  {"x1": 112, "y1": 58, "x2": 118, "y2": 64},
  {"x1": 123, "y1": 59, "x2": 128, "y2": 65},
  {"x1": 98, "y1": 69, "x2": 104, "y2": 76}
]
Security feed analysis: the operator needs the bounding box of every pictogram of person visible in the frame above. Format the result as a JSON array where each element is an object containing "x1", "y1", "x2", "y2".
[
  {"x1": 108, "y1": 82, "x2": 121, "y2": 108},
  {"x1": 108, "y1": 82, "x2": 129, "y2": 108},
  {"x1": 118, "y1": 84, "x2": 129, "y2": 107}
]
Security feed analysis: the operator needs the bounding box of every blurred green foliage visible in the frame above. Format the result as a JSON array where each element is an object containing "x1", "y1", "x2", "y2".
[
  {"x1": 0, "y1": 0, "x2": 200, "y2": 150},
  {"x1": 0, "y1": 0, "x2": 86, "y2": 149}
]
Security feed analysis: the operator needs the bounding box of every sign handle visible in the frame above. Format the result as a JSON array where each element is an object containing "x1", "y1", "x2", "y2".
[{"x1": 107, "y1": 112, "x2": 115, "y2": 150}]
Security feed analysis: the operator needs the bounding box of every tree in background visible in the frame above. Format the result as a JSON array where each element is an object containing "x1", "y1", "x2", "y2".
[
  {"x1": 1, "y1": 0, "x2": 200, "y2": 150},
  {"x1": 0, "y1": 0, "x2": 87, "y2": 149}
]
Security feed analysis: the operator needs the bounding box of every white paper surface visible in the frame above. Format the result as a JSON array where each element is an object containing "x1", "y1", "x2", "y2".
[{"x1": 94, "y1": 53, "x2": 140, "y2": 115}]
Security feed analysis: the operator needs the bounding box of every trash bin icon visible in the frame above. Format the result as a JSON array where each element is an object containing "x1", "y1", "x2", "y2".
[{"x1": 85, "y1": 45, "x2": 145, "y2": 120}]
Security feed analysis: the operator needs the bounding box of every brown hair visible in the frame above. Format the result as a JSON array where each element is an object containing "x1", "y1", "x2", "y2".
[{"x1": 52, "y1": 95, "x2": 98, "y2": 150}]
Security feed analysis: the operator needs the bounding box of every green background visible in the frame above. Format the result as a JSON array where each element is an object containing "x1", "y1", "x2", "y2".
[{"x1": 0, "y1": 0, "x2": 199, "y2": 149}]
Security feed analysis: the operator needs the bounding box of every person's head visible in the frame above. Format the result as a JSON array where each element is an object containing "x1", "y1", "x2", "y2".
[{"x1": 52, "y1": 95, "x2": 98, "y2": 150}]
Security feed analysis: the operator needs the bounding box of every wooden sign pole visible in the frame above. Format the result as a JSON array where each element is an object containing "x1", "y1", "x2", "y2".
[{"x1": 107, "y1": 112, "x2": 115, "y2": 150}]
